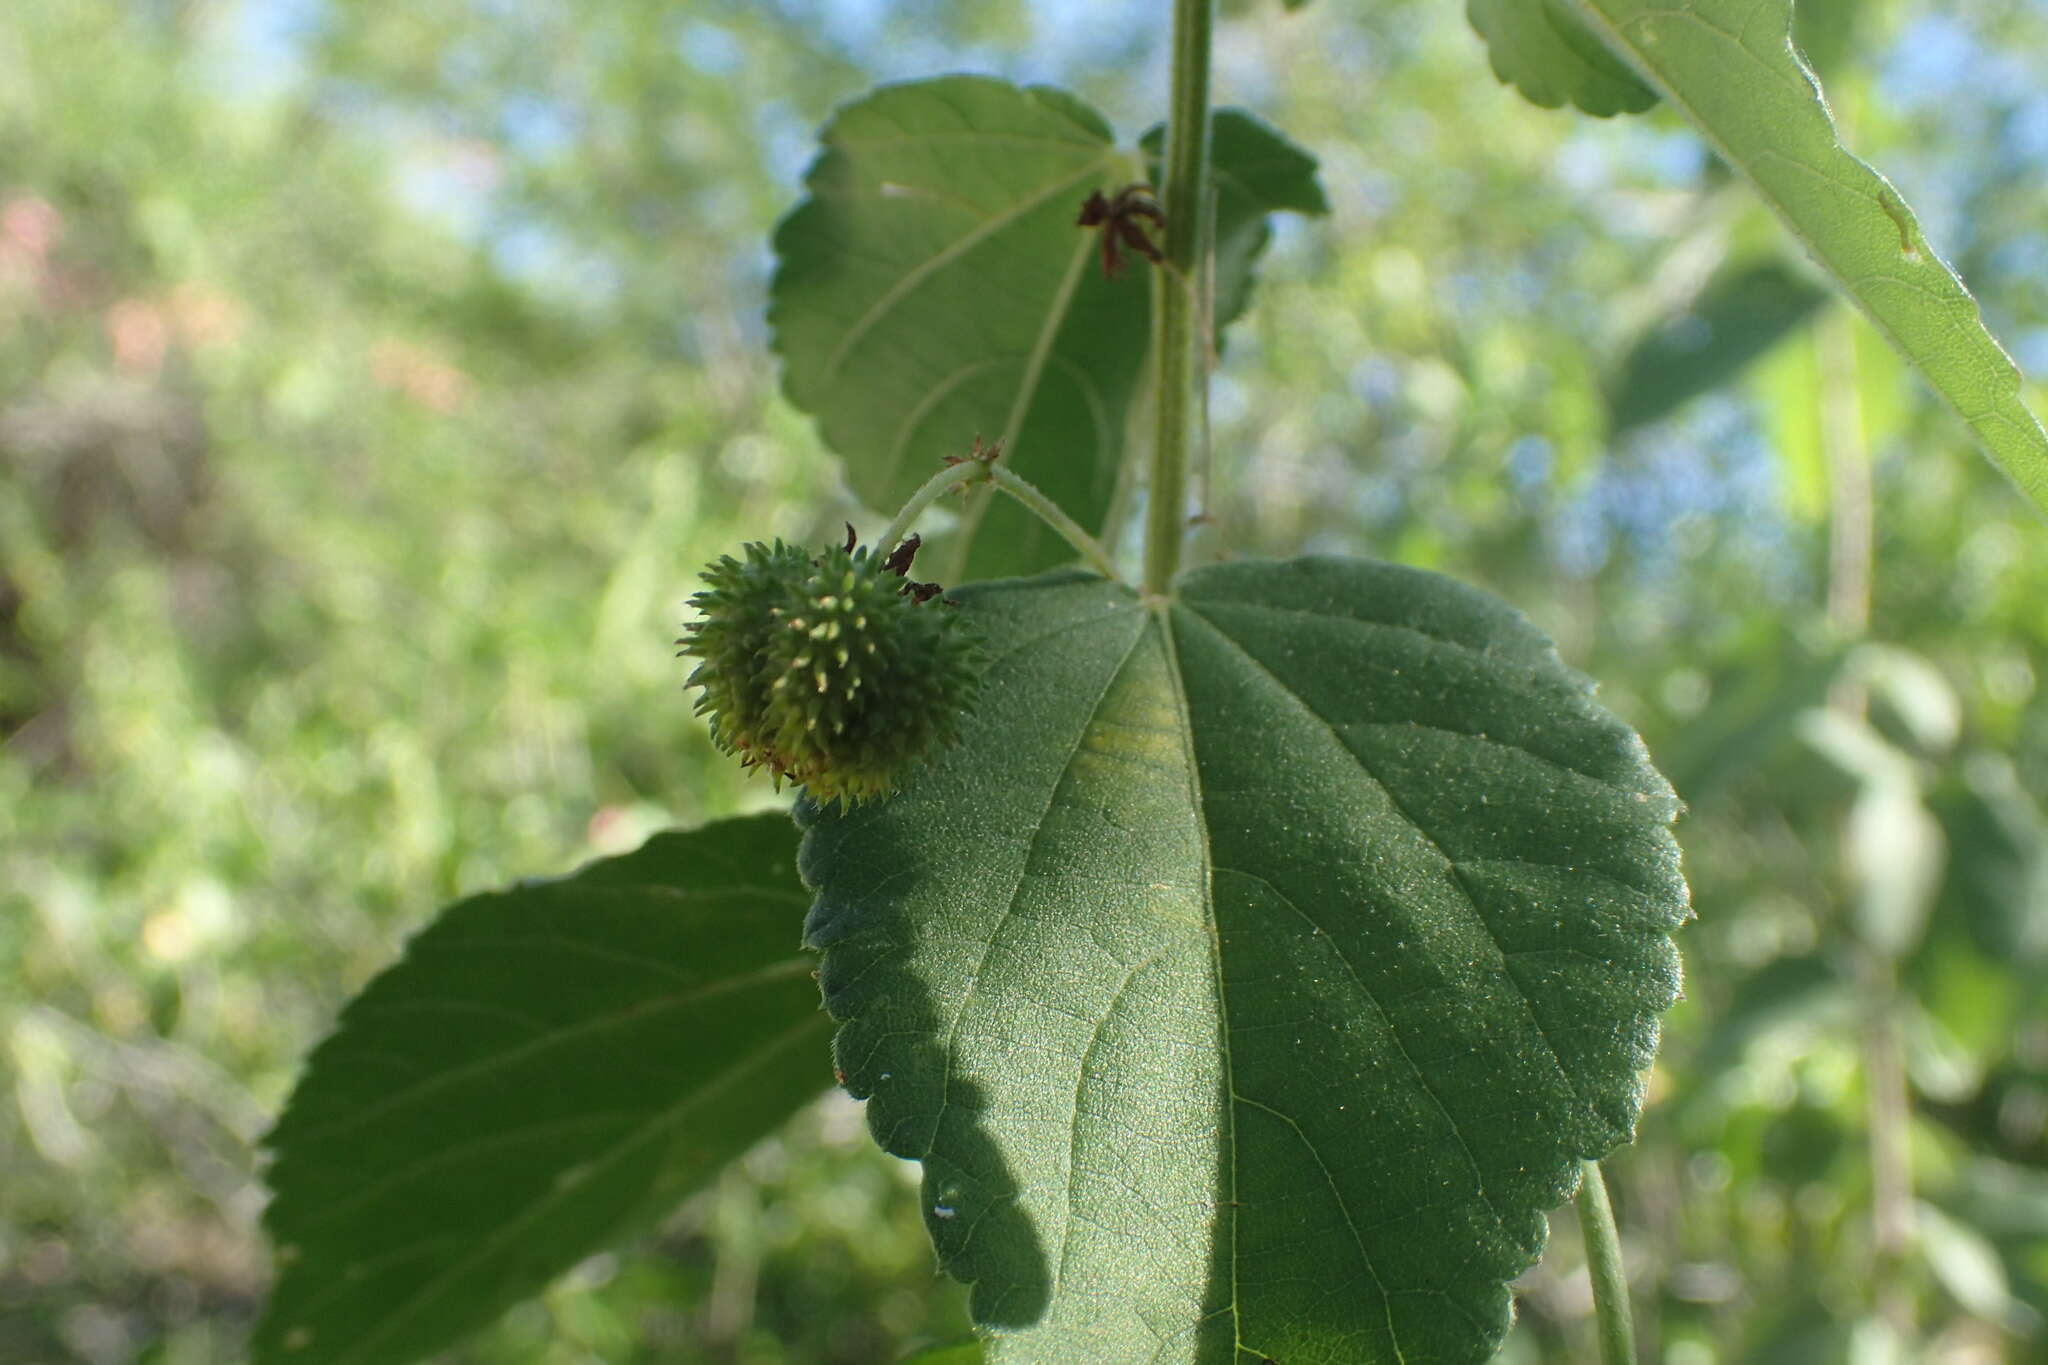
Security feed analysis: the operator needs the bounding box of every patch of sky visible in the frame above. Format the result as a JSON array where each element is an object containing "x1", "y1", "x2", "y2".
[
  {"x1": 500, "y1": 93, "x2": 576, "y2": 158},
  {"x1": 1554, "y1": 133, "x2": 1619, "y2": 201},
  {"x1": 2006, "y1": 96, "x2": 2048, "y2": 163},
  {"x1": 2016, "y1": 329, "x2": 2048, "y2": 377},
  {"x1": 1212, "y1": 374, "x2": 1251, "y2": 429},
  {"x1": 756, "y1": 99, "x2": 820, "y2": 193},
  {"x1": 486, "y1": 218, "x2": 623, "y2": 313},
  {"x1": 1508, "y1": 436, "x2": 1553, "y2": 501},
  {"x1": 774, "y1": 0, "x2": 1001, "y2": 86},
  {"x1": 771, "y1": 0, "x2": 1163, "y2": 130},
  {"x1": 1870, "y1": 10, "x2": 2048, "y2": 263},
  {"x1": 1549, "y1": 397, "x2": 1791, "y2": 589},
  {"x1": 1881, "y1": 14, "x2": 1995, "y2": 113},
  {"x1": 1346, "y1": 357, "x2": 1403, "y2": 411},
  {"x1": 396, "y1": 158, "x2": 490, "y2": 242},
  {"x1": 1345, "y1": 470, "x2": 1407, "y2": 536},
  {"x1": 196, "y1": 0, "x2": 323, "y2": 103},
  {"x1": 681, "y1": 21, "x2": 744, "y2": 77}
]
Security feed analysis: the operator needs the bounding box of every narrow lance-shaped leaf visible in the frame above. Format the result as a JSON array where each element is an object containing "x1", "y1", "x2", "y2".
[
  {"x1": 802, "y1": 558, "x2": 1688, "y2": 1361},
  {"x1": 256, "y1": 814, "x2": 827, "y2": 1365},
  {"x1": 1547, "y1": 0, "x2": 2048, "y2": 513}
]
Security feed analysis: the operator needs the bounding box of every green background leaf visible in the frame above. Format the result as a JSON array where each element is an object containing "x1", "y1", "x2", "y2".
[
  {"x1": 1142, "y1": 108, "x2": 1331, "y2": 342},
  {"x1": 1467, "y1": 0, "x2": 1657, "y2": 116},
  {"x1": 257, "y1": 814, "x2": 827, "y2": 1365},
  {"x1": 1608, "y1": 259, "x2": 1832, "y2": 435},
  {"x1": 1560, "y1": 0, "x2": 2048, "y2": 514},
  {"x1": 802, "y1": 559, "x2": 1687, "y2": 1360},
  {"x1": 770, "y1": 76, "x2": 1145, "y2": 583}
]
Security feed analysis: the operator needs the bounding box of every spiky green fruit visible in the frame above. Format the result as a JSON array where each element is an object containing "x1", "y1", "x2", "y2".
[{"x1": 679, "y1": 538, "x2": 981, "y2": 805}]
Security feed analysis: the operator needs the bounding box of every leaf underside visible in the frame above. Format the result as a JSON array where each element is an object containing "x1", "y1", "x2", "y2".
[
  {"x1": 257, "y1": 815, "x2": 827, "y2": 1365},
  {"x1": 770, "y1": 75, "x2": 1143, "y2": 584},
  {"x1": 771, "y1": 77, "x2": 1325, "y2": 582},
  {"x1": 1467, "y1": 0, "x2": 1656, "y2": 116},
  {"x1": 802, "y1": 558, "x2": 1688, "y2": 1363},
  {"x1": 1482, "y1": 0, "x2": 2048, "y2": 514}
]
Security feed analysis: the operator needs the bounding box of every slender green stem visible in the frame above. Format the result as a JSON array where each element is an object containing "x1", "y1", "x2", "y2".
[
  {"x1": 1577, "y1": 1160, "x2": 1638, "y2": 1365},
  {"x1": 877, "y1": 457, "x2": 1120, "y2": 582},
  {"x1": 877, "y1": 460, "x2": 986, "y2": 556},
  {"x1": 987, "y1": 465, "x2": 1120, "y2": 580},
  {"x1": 1143, "y1": 0, "x2": 1215, "y2": 597}
]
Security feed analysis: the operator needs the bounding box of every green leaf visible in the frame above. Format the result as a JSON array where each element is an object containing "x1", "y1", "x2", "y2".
[
  {"x1": 1467, "y1": 0, "x2": 1656, "y2": 116},
  {"x1": 771, "y1": 76, "x2": 1145, "y2": 583},
  {"x1": 772, "y1": 81, "x2": 1326, "y2": 583},
  {"x1": 1141, "y1": 108, "x2": 1331, "y2": 341},
  {"x1": 1558, "y1": 0, "x2": 2048, "y2": 514},
  {"x1": 256, "y1": 815, "x2": 828, "y2": 1365},
  {"x1": 1608, "y1": 260, "x2": 1831, "y2": 434},
  {"x1": 801, "y1": 558, "x2": 1687, "y2": 1360}
]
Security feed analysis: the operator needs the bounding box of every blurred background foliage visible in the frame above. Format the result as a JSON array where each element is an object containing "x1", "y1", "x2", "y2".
[{"x1": 3, "y1": 0, "x2": 2047, "y2": 1361}]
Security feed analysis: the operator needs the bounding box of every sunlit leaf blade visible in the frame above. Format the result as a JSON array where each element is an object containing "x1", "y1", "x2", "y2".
[
  {"x1": 770, "y1": 76, "x2": 1146, "y2": 582},
  {"x1": 1468, "y1": 0, "x2": 1656, "y2": 116},
  {"x1": 1142, "y1": 108, "x2": 1331, "y2": 339},
  {"x1": 1562, "y1": 0, "x2": 2048, "y2": 514},
  {"x1": 256, "y1": 815, "x2": 827, "y2": 1365},
  {"x1": 1609, "y1": 259, "x2": 1831, "y2": 434},
  {"x1": 801, "y1": 558, "x2": 1688, "y2": 1361}
]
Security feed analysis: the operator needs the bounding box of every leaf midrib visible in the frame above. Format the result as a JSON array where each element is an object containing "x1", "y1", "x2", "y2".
[
  {"x1": 279, "y1": 955, "x2": 817, "y2": 1147},
  {"x1": 821, "y1": 156, "x2": 1114, "y2": 387}
]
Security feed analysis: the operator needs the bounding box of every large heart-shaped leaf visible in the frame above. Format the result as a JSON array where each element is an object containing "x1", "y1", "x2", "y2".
[
  {"x1": 257, "y1": 815, "x2": 826, "y2": 1365},
  {"x1": 771, "y1": 79, "x2": 1325, "y2": 582},
  {"x1": 801, "y1": 559, "x2": 1688, "y2": 1361},
  {"x1": 1474, "y1": 0, "x2": 2048, "y2": 514}
]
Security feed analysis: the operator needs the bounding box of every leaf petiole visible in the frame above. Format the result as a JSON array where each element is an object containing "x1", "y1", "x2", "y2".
[
  {"x1": 1576, "y1": 1159, "x2": 1639, "y2": 1365},
  {"x1": 878, "y1": 449, "x2": 1122, "y2": 582}
]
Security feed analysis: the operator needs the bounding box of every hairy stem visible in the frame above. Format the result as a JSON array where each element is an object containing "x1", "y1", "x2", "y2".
[
  {"x1": 987, "y1": 465, "x2": 1121, "y2": 579},
  {"x1": 878, "y1": 460, "x2": 988, "y2": 555},
  {"x1": 879, "y1": 456, "x2": 1120, "y2": 582},
  {"x1": 1577, "y1": 1160, "x2": 1638, "y2": 1365},
  {"x1": 1143, "y1": 0, "x2": 1215, "y2": 597}
]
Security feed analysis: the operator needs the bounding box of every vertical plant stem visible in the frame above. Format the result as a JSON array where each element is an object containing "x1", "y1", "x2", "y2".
[
  {"x1": 1576, "y1": 1160, "x2": 1639, "y2": 1365},
  {"x1": 1820, "y1": 310, "x2": 1871, "y2": 643},
  {"x1": 1143, "y1": 0, "x2": 1215, "y2": 597},
  {"x1": 1818, "y1": 308, "x2": 1916, "y2": 1331}
]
